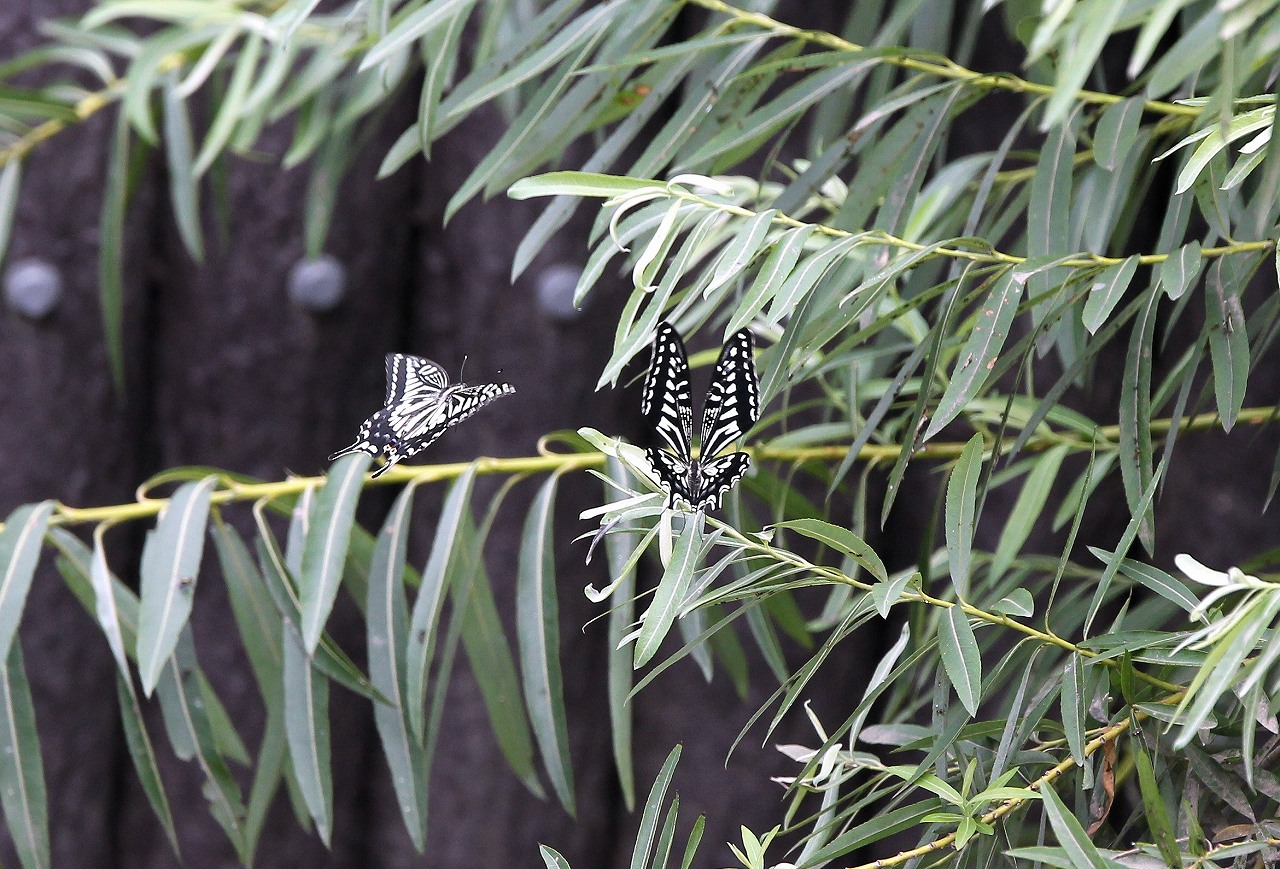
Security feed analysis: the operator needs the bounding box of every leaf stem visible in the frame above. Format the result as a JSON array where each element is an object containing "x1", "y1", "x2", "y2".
[
  {"x1": 663, "y1": 185, "x2": 1274, "y2": 269},
  {"x1": 685, "y1": 0, "x2": 1199, "y2": 120},
  {"x1": 842, "y1": 695, "x2": 1182, "y2": 869}
]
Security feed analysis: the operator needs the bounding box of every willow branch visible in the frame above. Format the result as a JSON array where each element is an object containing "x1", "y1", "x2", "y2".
[
  {"x1": 714, "y1": 522, "x2": 1183, "y2": 693},
  {"x1": 843, "y1": 695, "x2": 1181, "y2": 869},
  {"x1": 686, "y1": 0, "x2": 1199, "y2": 121},
  {"x1": 666, "y1": 186, "x2": 1275, "y2": 269},
  {"x1": 26, "y1": 404, "x2": 1278, "y2": 531}
]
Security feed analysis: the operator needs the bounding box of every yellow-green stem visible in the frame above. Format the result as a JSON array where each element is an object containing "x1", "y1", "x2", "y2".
[
  {"x1": 686, "y1": 0, "x2": 1199, "y2": 120},
  {"x1": 666, "y1": 186, "x2": 1275, "y2": 269},
  {"x1": 31, "y1": 403, "x2": 1278, "y2": 531}
]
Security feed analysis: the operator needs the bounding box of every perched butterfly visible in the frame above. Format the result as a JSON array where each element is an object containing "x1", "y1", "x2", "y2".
[
  {"x1": 330, "y1": 354, "x2": 514, "y2": 478},
  {"x1": 641, "y1": 321, "x2": 759, "y2": 512}
]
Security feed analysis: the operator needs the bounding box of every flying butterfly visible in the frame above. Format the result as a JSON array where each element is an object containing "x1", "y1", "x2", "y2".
[
  {"x1": 641, "y1": 321, "x2": 759, "y2": 512},
  {"x1": 330, "y1": 354, "x2": 514, "y2": 478}
]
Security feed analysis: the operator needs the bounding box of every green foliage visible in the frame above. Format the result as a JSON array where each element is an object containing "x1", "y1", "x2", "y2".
[{"x1": 4, "y1": 0, "x2": 1280, "y2": 868}]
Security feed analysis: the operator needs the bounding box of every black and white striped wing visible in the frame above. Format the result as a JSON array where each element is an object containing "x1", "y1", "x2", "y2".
[
  {"x1": 700, "y1": 328, "x2": 758, "y2": 459},
  {"x1": 646, "y1": 446, "x2": 692, "y2": 509},
  {"x1": 439, "y1": 382, "x2": 516, "y2": 432},
  {"x1": 385, "y1": 353, "x2": 448, "y2": 407},
  {"x1": 641, "y1": 322, "x2": 694, "y2": 460},
  {"x1": 692, "y1": 451, "x2": 751, "y2": 512}
]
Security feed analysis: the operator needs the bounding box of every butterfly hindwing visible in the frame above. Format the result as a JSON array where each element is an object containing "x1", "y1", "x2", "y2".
[
  {"x1": 693, "y1": 452, "x2": 751, "y2": 512},
  {"x1": 641, "y1": 322, "x2": 693, "y2": 459},
  {"x1": 700, "y1": 328, "x2": 758, "y2": 459},
  {"x1": 646, "y1": 446, "x2": 692, "y2": 509}
]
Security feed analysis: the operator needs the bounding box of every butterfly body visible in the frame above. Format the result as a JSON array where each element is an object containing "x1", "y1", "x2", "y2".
[
  {"x1": 330, "y1": 354, "x2": 514, "y2": 477},
  {"x1": 641, "y1": 322, "x2": 759, "y2": 512}
]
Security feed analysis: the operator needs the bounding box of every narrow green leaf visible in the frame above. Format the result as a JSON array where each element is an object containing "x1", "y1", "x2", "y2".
[
  {"x1": 283, "y1": 627, "x2": 331, "y2": 845},
  {"x1": 162, "y1": 74, "x2": 204, "y2": 261},
  {"x1": 0, "y1": 503, "x2": 52, "y2": 662},
  {"x1": 242, "y1": 709, "x2": 285, "y2": 863},
  {"x1": 456, "y1": 513, "x2": 540, "y2": 793},
  {"x1": 1133, "y1": 742, "x2": 1179, "y2": 865},
  {"x1": 630, "y1": 745, "x2": 681, "y2": 869},
  {"x1": 1094, "y1": 96, "x2": 1144, "y2": 171},
  {"x1": 944, "y1": 435, "x2": 984, "y2": 598},
  {"x1": 634, "y1": 513, "x2": 702, "y2": 668},
  {"x1": 1043, "y1": 0, "x2": 1122, "y2": 129},
  {"x1": 508, "y1": 171, "x2": 657, "y2": 201},
  {"x1": 115, "y1": 671, "x2": 180, "y2": 860},
  {"x1": 0, "y1": 642, "x2": 47, "y2": 869},
  {"x1": 359, "y1": 0, "x2": 475, "y2": 71},
  {"x1": 990, "y1": 446, "x2": 1067, "y2": 580},
  {"x1": 0, "y1": 159, "x2": 21, "y2": 268},
  {"x1": 193, "y1": 32, "x2": 261, "y2": 176},
  {"x1": 252, "y1": 523, "x2": 384, "y2": 704},
  {"x1": 446, "y1": 2, "x2": 616, "y2": 118},
  {"x1": 604, "y1": 459, "x2": 637, "y2": 810},
  {"x1": 200, "y1": 671, "x2": 250, "y2": 765},
  {"x1": 212, "y1": 521, "x2": 283, "y2": 714},
  {"x1": 705, "y1": 208, "x2": 776, "y2": 297},
  {"x1": 138, "y1": 476, "x2": 216, "y2": 696},
  {"x1": 685, "y1": 58, "x2": 876, "y2": 169},
  {"x1": 416, "y1": 2, "x2": 473, "y2": 155},
  {"x1": 924, "y1": 269, "x2": 1023, "y2": 439},
  {"x1": 154, "y1": 629, "x2": 246, "y2": 854},
  {"x1": 1082, "y1": 256, "x2": 1138, "y2": 334},
  {"x1": 1206, "y1": 259, "x2": 1249, "y2": 431},
  {"x1": 726, "y1": 224, "x2": 814, "y2": 334},
  {"x1": 938, "y1": 607, "x2": 981, "y2": 716},
  {"x1": 517, "y1": 472, "x2": 576, "y2": 816},
  {"x1": 803, "y1": 800, "x2": 943, "y2": 865},
  {"x1": 99, "y1": 109, "x2": 130, "y2": 393},
  {"x1": 1040, "y1": 782, "x2": 1108, "y2": 869},
  {"x1": 1088, "y1": 548, "x2": 1198, "y2": 613},
  {"x1": 405, "y1": 466, "x2": 476, "y2": 740},
  {"x1": 1061, "y1": 657, "x2": 1085, "y2": 763},
  {"x1": 1159, "y1": 241, "x2": 1201, "y2": 301},
  {"x1": 771, "y1": 519, "x2": 887, "y2": 583},
  {"x1": 649, "y1": 795, "x2": 680, "y2": 869},
  {"x1": 299, "y1": 452, "x2": 370, "y2": 654},
  {"x1": 368, "y1": 485, "x2": 427, "y2": 850},
  {"x1": 444, "y1": 33, "x2": 604, "y2": 222},
  {"x1": 539, "y1": 845, "x2": 571, "y2": 869},
  {"x1": 87, "y1": 529, "x2": 133, "y2": 677}
]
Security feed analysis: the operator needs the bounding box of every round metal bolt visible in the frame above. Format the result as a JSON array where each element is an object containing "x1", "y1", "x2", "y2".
[
  {"x1": 4, "y1": 258, "x2": 62, "y2": 320},
  {"x1": 535, "y1": 263, "x2": 585, "y2": 322},
  {"x1": 288, "y1": 254, "x2": 347, "y2": 312}
]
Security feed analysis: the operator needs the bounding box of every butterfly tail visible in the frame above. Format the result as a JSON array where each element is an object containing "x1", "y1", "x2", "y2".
[{"x1": 328, "y1": 442, "x2": 374, "y2": 462}]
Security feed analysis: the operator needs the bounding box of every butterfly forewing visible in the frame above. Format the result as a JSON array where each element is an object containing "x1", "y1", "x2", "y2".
[
  {"x1": 333, "y1": 354, "x2": 514, "y2": 476},
  {"x1": 406, "y1": 355, "x2": 449, "y2": 393},
  {"x1": 700, "y1": 328, "x2": 758, "y2": 459},
  {"x1": 641, "y1": 322, "x2": 693, "y2": 458}
]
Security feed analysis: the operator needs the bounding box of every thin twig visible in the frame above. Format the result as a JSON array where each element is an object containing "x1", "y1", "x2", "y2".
[{"x1": 686, "y1": 0, "x2": 1199, "y2": 120}]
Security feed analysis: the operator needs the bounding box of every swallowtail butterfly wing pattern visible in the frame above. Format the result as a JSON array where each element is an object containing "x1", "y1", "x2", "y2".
[
  {"x1": 641, "y1": 321, "x2": 759, "y2": 511},
  {"x1": 330, "y1": 354, "x2": 514, "y2": 477}
]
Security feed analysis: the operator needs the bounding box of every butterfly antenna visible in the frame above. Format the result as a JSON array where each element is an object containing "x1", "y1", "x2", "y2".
[{"x1": 459, "y1": 354, "x2": 468, "y2": 381}]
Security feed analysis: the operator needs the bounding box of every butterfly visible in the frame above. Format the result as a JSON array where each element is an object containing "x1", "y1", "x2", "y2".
[
  {"x1": 640, "y1": 321, "x2": 759, "y2": 512},
  {"x1": 330, "y1": 354, "x2": 514, "y2": 478}
]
